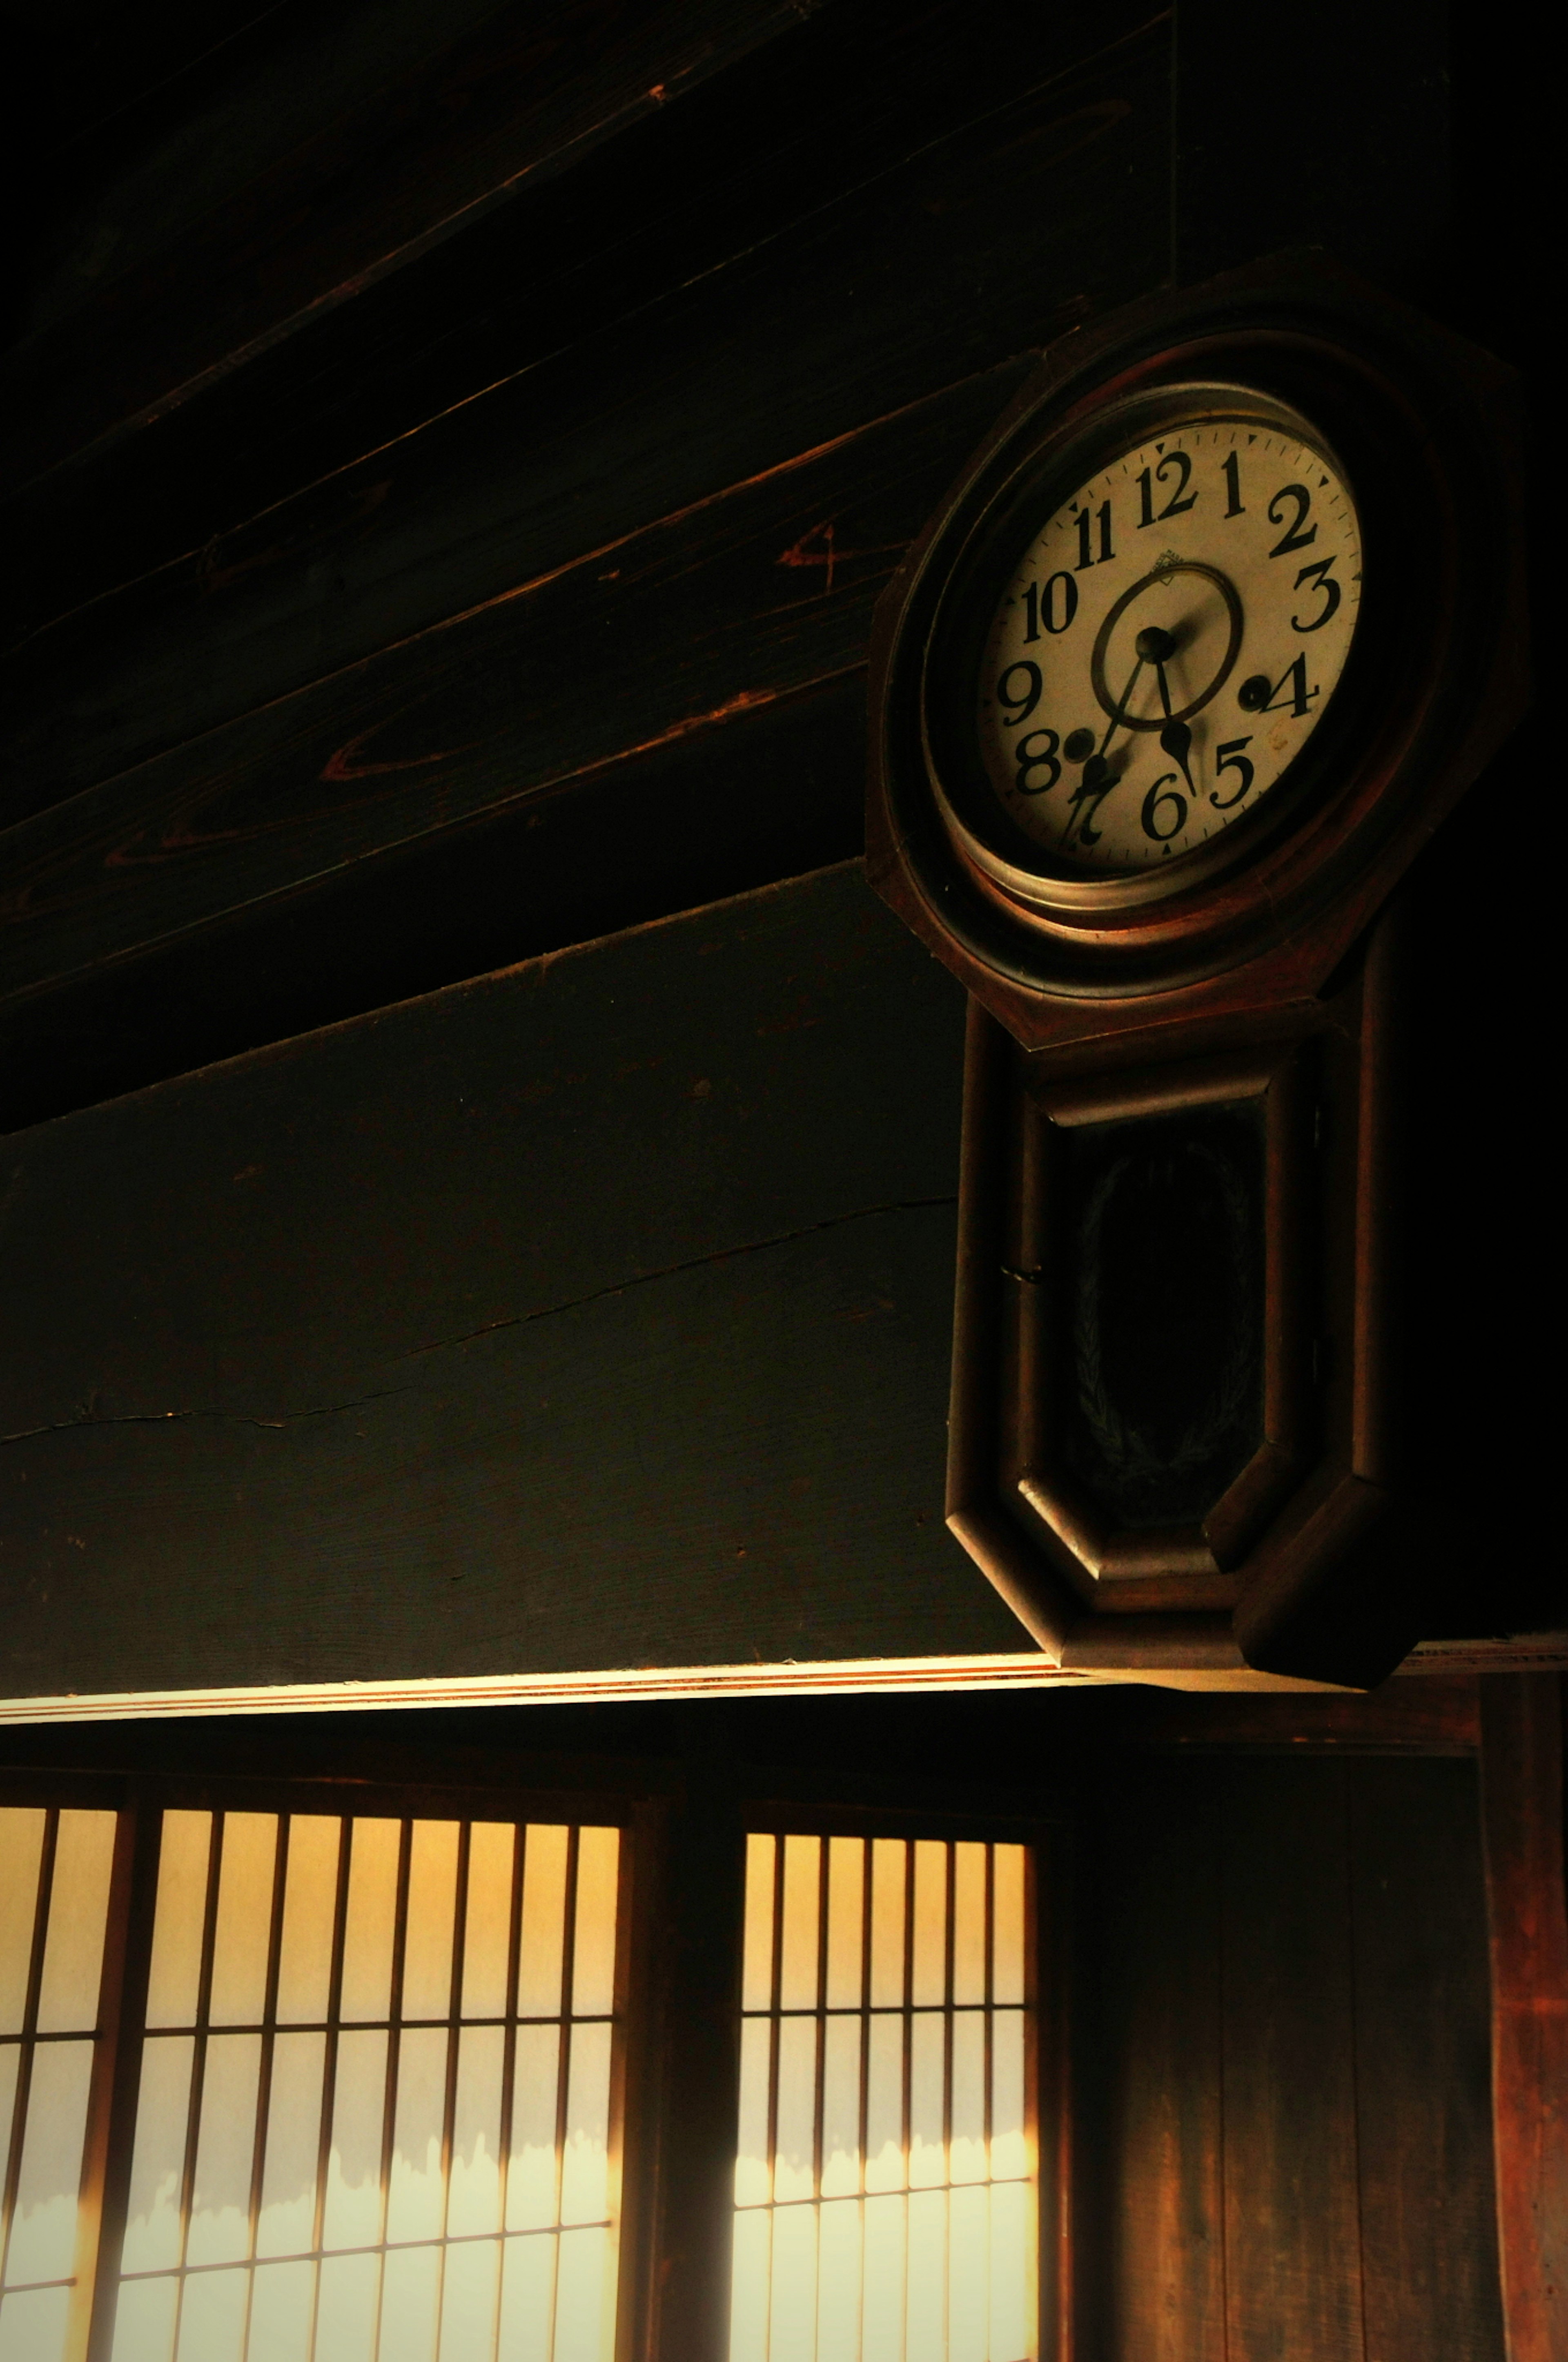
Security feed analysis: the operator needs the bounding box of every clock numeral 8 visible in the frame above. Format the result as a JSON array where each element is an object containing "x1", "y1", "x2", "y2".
[{"x1": 1014, "y1": 729, "x2": 1061, "y2": 796}]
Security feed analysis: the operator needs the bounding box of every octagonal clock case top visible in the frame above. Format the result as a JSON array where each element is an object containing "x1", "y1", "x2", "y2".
[{"x1": 923, "y1": 385, "x2": 1368, "y2": 918}]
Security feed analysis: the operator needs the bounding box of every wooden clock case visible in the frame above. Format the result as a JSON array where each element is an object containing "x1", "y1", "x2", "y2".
[{"x1": 866, "y1": 256, "x2": 1528, "y2": 1689}]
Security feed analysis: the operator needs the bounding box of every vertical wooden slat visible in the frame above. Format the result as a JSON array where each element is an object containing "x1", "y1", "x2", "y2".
[
  {"x1": 305, "y1": 1814, "x2": 354, "y2": 2362},
  {"x1": 642, "y1": 1759, "x2": 746, "y2": 2362},
  {"x1": 1084, "y1": 1763, "x2": 1225, "y2": 2362},
  {"x1": 1481, "y1": 1675, "x2": 1568, "y2": 2362},
  {"x1": 1348, "y1": 1758, "x2": 1506, "y2": 2362},
  {"x1": 76, "y1": 1805, "x2": 162, "y2": 2362},
  {"x1": 1220, "y1": 1760, "x2": 1364, "y2": 2362},
  {"x1": 0, "y1": 1806, "x2": 56, "y2": 2295}
]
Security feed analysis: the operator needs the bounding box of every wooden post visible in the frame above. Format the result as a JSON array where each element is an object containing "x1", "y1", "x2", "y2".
[{"x1": 1480, "y1": 1674, "x2": 1568, "y2": 2362}]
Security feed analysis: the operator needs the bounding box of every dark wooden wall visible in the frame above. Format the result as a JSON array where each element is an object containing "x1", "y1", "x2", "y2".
[{"x1": 0, "y1": 9, "x2": 1555, "y2": 2352}]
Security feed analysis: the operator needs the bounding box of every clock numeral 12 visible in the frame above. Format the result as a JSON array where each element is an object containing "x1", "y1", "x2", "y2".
[{"x1": 1074, "y1": 501, "x2": 1114, "y2": 569}]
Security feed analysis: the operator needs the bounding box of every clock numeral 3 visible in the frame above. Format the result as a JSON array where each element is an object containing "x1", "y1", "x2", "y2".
[{"x1": 1290, "y1": 558, "x2": 1341, "y2": 633}]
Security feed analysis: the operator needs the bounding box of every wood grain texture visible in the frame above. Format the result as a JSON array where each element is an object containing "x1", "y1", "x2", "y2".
[
  {"x1": 5, "y1": 0, "x2": 1163, "y2": 658},
  {"x1": 1481, "y1": 1675, "x2": 1568, "y2": 2362},
  {"x1": 3, "y1": 23, "x2": 1170, "y2": 833},
  {"x1": 1348, "y1": 1758, "x2": 1506, "y2": 2362},
  {"x1": 0, "y1": 673, "x2": 869, "y2": 1134},
  {"x1": 1221, "y1": 1760, "x2": 1365, "y2": 2362},
  {"x1": 2, "y1": 0, "x2": 825, "y2": 495},
  {"x1": 1080, "y1": 1753, "x2": 1508, "y2": 2362},
  {"x1": 0, "y1": 862, "x2": 1034, "y2": 1704},
  {"x1": 0, "y1": 361, "x2": 1030, "y2": 996},
  {"x1": 1082, "y1": 1762, "x2": 1227, "y2": 2362}
]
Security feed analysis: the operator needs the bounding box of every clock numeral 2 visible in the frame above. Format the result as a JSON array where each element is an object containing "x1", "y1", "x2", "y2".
[
  {"x1": 1267, "y1": 483, "x2": 1317, "y2": 557},
  {"x1": 1074, "y1": 501, "x2": 1114, "y2": 569}
]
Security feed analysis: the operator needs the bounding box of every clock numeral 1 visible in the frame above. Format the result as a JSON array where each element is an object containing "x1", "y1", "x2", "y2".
[
  {"x1": 1074, "y1": 500, "x2": 1114, "y2": 570},
  {"x1": 1222, "y1": 451, "x2": 1244, "y2": 515}
]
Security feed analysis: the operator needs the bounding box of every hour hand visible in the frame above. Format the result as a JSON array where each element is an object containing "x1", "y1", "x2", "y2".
[
  {"x1": 1159, "y1": 716, "x2": 1196, "y2": 792},
  {"x1": 1067, "y1": 751, "x2": 1118, "y2": 846}
]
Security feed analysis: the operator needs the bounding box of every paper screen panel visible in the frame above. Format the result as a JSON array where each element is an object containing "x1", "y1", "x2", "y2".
[
  {"x1": 109, "y1": 1813, "x2": 623, "y2": 2362},
  {"x1": 0, "y1": 1807, "x2": 119, "y2": 2362},
  {"x1": 731, "y1": 1836, "x2": 1036, "y2": 2362}
]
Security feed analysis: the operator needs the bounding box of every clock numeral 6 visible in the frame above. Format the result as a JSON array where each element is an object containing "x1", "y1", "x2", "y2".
[{"x1": 1140, "y1": 770, "x2": 1187, "y2": 841}]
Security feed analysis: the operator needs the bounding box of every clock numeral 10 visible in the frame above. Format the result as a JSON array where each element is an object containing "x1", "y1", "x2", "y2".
[
  {"x1": 1074, "y1": 500, "x2": 1114, "y2": 570},
  {"x1": 1020, "y1": 574, "x2": 1079, "y2": 642}
]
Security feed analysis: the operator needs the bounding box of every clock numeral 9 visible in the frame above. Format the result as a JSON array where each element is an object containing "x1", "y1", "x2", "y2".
[{"x1": 996, "y1": 661, "x2": 1042, "y2": 725}]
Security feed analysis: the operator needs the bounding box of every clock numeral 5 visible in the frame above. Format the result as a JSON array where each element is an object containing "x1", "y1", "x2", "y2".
[{"x1": 1210, "y1": 737, "x2": 1255, "y2": 810}]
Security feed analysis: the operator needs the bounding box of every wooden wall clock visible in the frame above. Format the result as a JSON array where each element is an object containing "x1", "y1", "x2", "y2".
[{"x1": 867, "y1": 255, "x2": 1528, "y2": 1688}]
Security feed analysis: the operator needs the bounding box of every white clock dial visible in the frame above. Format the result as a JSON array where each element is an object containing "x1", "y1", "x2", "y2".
[{"x1": 974, "y1": 418, "x2": 1362, "y2": 875}]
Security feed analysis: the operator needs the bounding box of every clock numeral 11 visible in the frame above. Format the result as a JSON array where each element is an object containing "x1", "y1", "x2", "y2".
[{"x1": 1074, "y1": 500, "x2": 1114, "y2": 569}]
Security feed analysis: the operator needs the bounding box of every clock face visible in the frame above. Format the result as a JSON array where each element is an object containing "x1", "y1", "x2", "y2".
[{"x1": 972, "y1": 415, "x2": 1362, "y2": 878}]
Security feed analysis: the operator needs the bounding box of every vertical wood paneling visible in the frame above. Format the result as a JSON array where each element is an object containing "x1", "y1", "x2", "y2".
[
  {"x1": 1481, "y1": 1676, "x2": 1568, "y2": 2362},
  {"x1": 1219, "y1": 1760, "x2": 1364, "y2": 2362},
  {"x1": 1348, "y1": 1758, "x2": 1506, "y2": 2362},
  {"x1": 1085, "y1": 1764, "x2": 1226, "y2": 2362}
]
